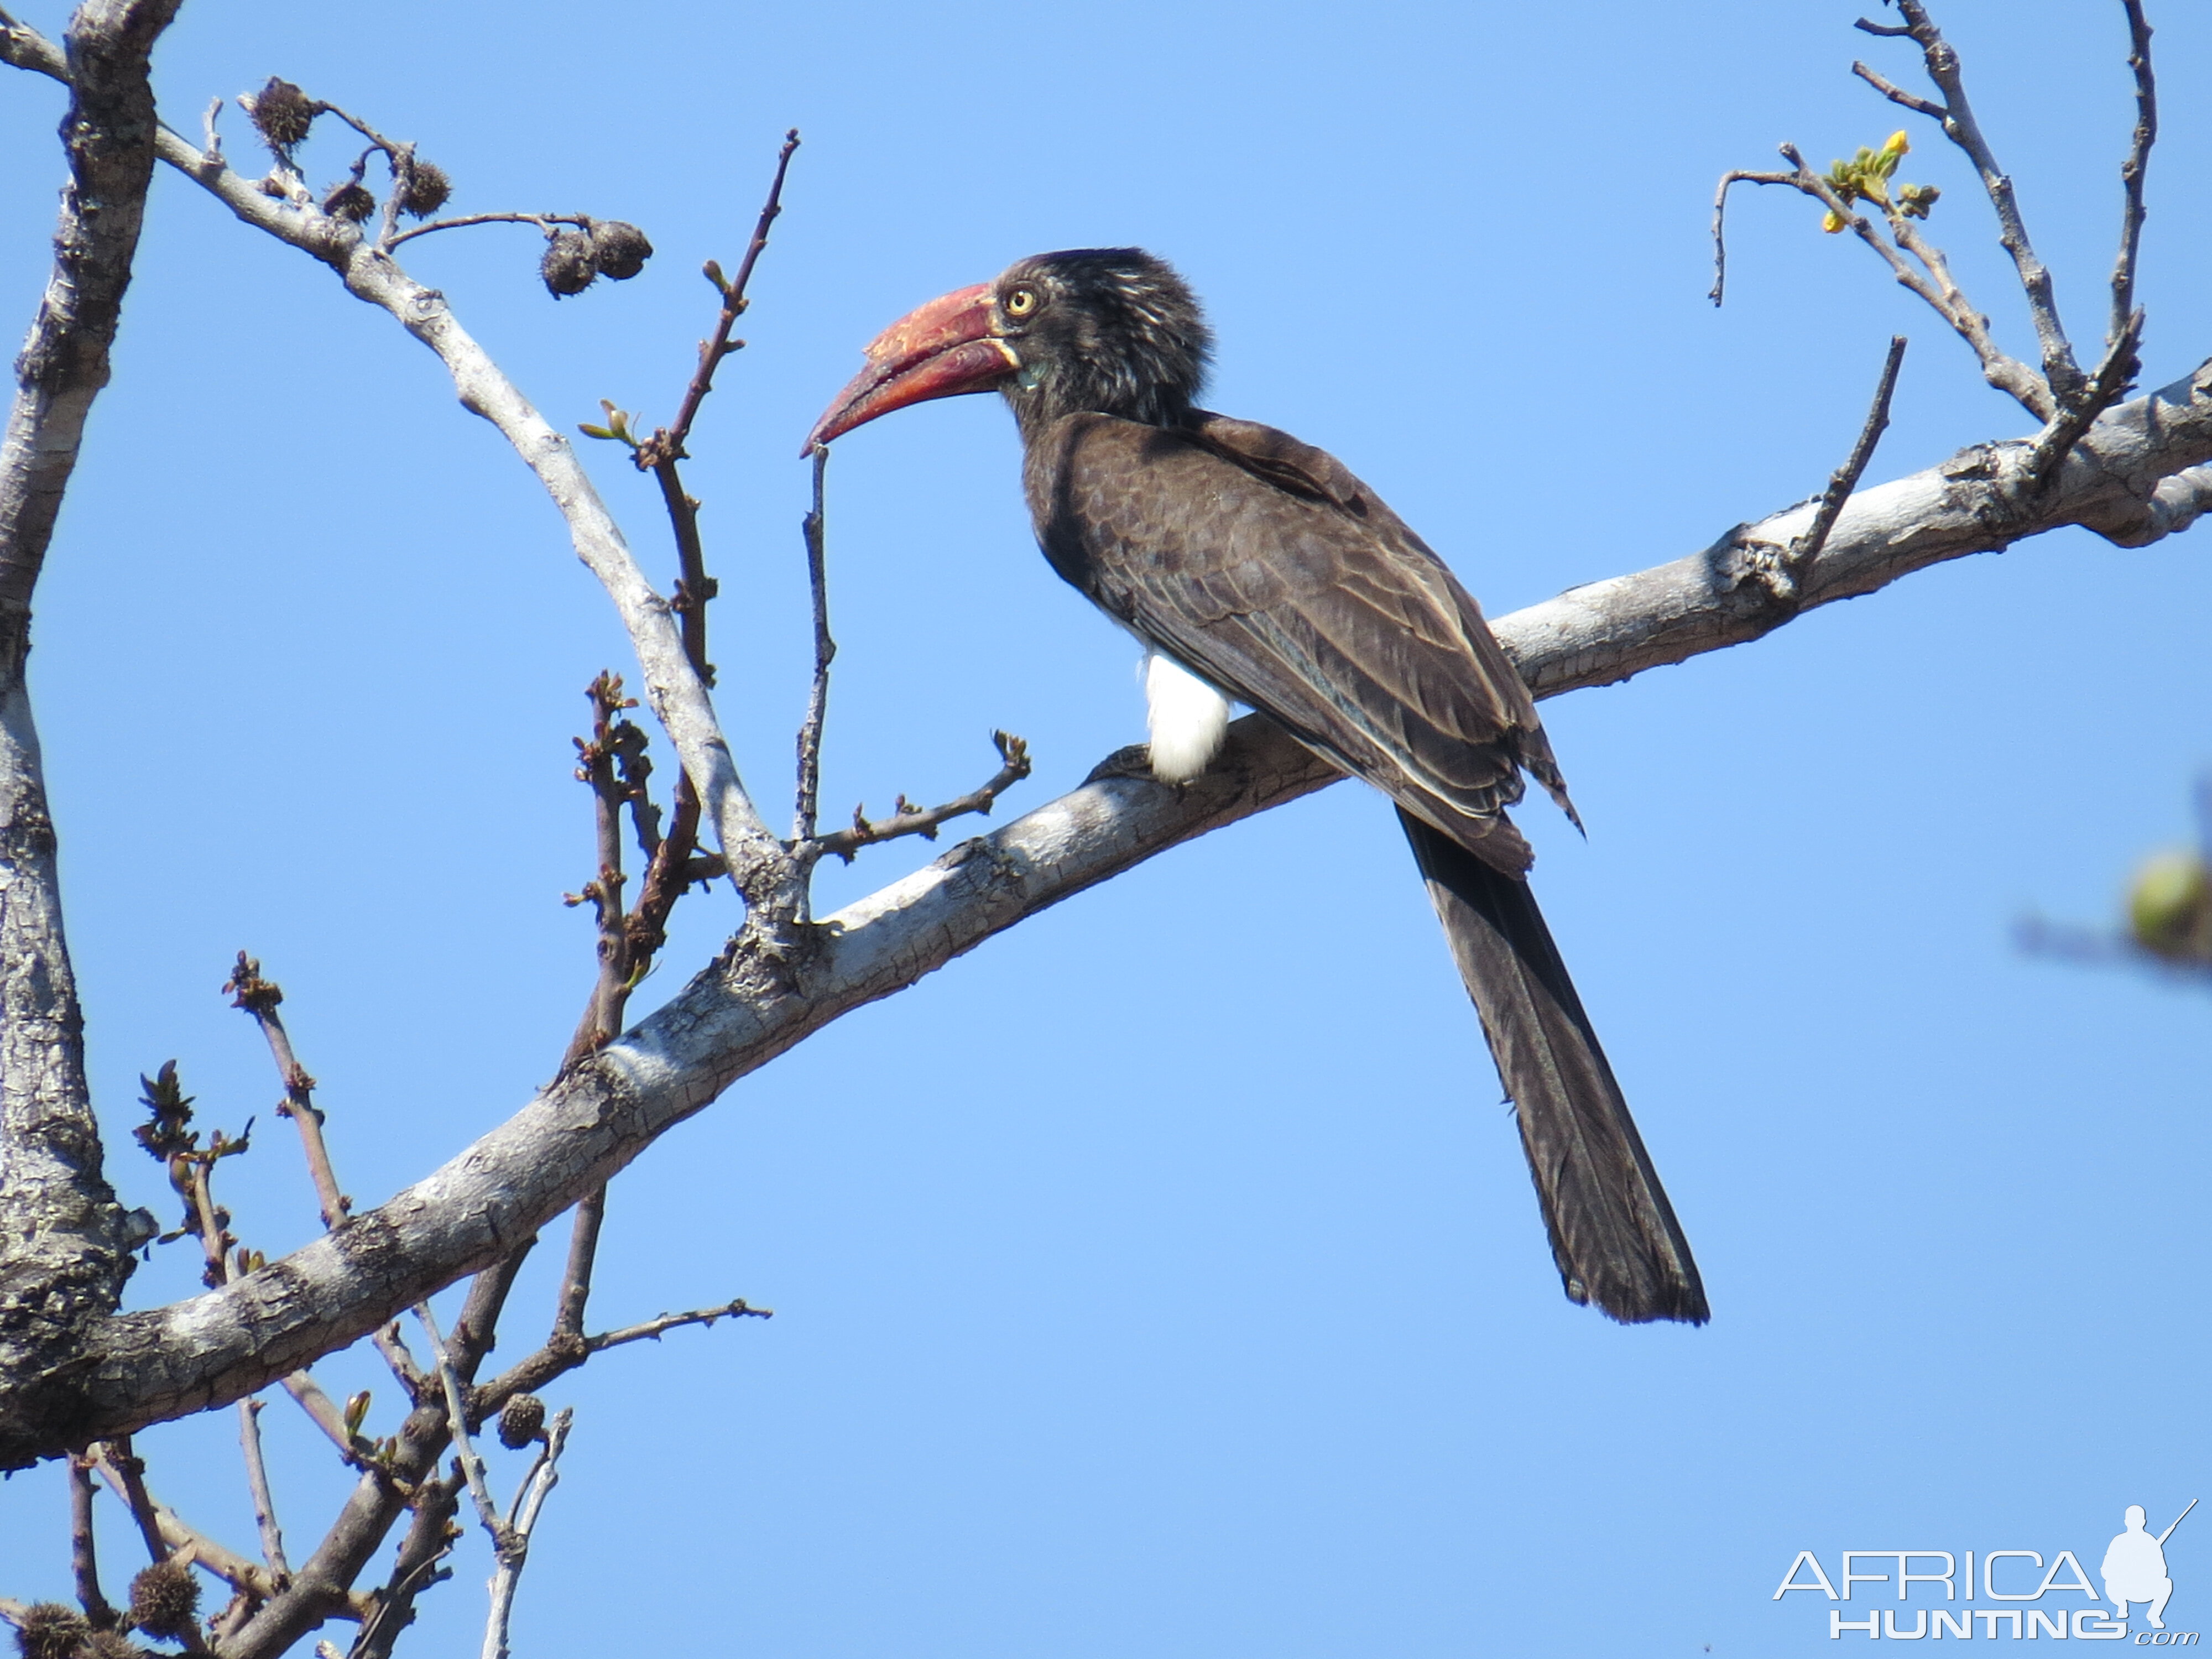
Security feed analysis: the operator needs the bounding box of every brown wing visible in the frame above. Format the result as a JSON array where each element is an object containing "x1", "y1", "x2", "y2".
[
  {"x1": 1024, "y1": 410, "x2": 1572, "y2": 874},
  {"x1": 1021, "y1": 408, "x2": 1706, "y2": 1324}
]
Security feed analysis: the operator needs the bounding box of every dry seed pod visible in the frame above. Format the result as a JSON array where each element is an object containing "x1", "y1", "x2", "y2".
[
  {"x1": 589, "y1": 219, "x2": 654, "y2": 281},
  {"x1": 127, "y1": 1559, "x2": 200, "y2": 1642},
  {"x1": 322, "y1": 179, "x2": 375, "y2": 223},
  {"x1": 498, "y1": 1392, "x2": 547, "y2": 1448},
  {"x1": 398, "y1": 159, "x2": 451, "y2": 218},
  {"x1": 541, "y1": 230, "x2": 598, "y2": 298},
  {"x1": 248, "y1": 77, "x2": 316, "y2": 152},
  {"x1": 13, "y1": 1604, "x2": 89, "y2": 1659}
]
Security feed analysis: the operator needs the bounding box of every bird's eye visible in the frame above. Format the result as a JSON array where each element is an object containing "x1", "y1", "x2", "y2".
[{"x1": 1004, "y1": 286, "x2": 1039, "y2": 317}]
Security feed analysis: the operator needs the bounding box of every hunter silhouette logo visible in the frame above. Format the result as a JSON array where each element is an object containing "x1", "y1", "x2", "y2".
[
  {"x1": 1774, "y1": 1500, "x2": 2199, "y2": 1642},
  {"x1": 2107, "y1": 1502, "x2": 2195, "y2": 1630}
]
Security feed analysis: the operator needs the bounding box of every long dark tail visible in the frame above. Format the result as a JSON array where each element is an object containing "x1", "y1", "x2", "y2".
[{"x1": 1397, "y1": 808, "x2": 1708, "y2": 1325}]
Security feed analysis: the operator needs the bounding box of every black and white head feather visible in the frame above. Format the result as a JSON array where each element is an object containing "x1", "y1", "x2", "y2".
[{"x1": 992, "y1": 248, "x2": 1214, "y2": 433}]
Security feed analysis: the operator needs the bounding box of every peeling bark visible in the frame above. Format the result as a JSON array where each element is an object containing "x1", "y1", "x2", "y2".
[{"x1": 0, "y1": 0, "x2": 178, "y2": 1456}]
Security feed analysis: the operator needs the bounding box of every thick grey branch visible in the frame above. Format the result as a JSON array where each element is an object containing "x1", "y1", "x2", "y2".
[
  {"x1": 7, "y1": 349, "x2": 2209, "y2": 1470},
  {"x1": 0, "y1": 0, "x2": 176, "y2": 1458}
]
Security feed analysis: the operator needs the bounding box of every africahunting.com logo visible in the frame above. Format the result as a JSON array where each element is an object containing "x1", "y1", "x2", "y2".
[{"x1": 1775, "y1": 1501, "x2": 2197, "y2": 1642}]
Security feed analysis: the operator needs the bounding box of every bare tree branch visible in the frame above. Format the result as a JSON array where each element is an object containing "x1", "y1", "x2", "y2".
[
  {"x1": 226, "y1": 1253, "x2": 531, "y2": 1659},
  {"x1": 2110, "y1": 0, "x2": 2157, "y2": 349},
  {"x1": 811, "y1": 732, "x2": 1035, "y2": 864},
  {"x1": 1788, "y1": 335, "x2": 1908, "y2": 584},
  {"x1": 94, "y1": 1442, "x2": 276, "y2": 1600},
  {"x1": 794, "y1": 447, "x2": 833, "y2": 847},
  {"x1": 238, "y1": 1397, "x2": 291, "y2": 1582},
  {"x1": 1708, "y1": 168, "x2": 1796, "y2": 306},
  {"x1": 584, "y1": 1297, "x2": 769, "y2": 1354},
  {"x1": 96, "y1": 1437, "x2": 166, "y2": 1562},
  {"x1": 67, "y1": 1453, "x2": 114, "y2": 1624},
  {"x1": 476, "y1": 1296, "x2": 766, "y2": 1417},
  {"x1": 347, "y1": 1470, "x2": 458, "y2": 1659},
  {"x1": 1855, "y1": 0, "x2": 2087, "y2": 405},
  {"x1": 1718, "y1": 142, "x2": 2051, "y2": 418},
  {"x1": 85, "y1": 114, "x2": 801, "y2": 921},
  {"x1": 478, "y1": 1409, "x2": 570, "y2": 1659},
  {"x1": 550, "y1": 1188, "x2": 606, "y2": 1342},
  {"x1": 383, "y1": 211, "x2": 584, "y2": 250},
  {"x1": 226, "y1": 955, "x2": 424, "y2": 1398},
  {"x1": 225, "y1": 957, "x2": 348, "y2": 1230},
  {"x1": 0, "y1": 0, "x2": 177, "y2": 1472},
  {"x1": 2025, "y1": 308, "x2": 2142, "y2": 490},
  {"x1": 414, "y1": 1307, "x2": 504, "y2": 1553}
]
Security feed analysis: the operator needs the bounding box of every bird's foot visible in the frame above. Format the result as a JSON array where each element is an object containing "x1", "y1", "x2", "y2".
[{"x1": 1083, "y1": 743, "x2": 1166, "y2": 786}]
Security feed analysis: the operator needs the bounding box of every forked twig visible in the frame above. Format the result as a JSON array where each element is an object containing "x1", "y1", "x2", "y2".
[
  {"x1": 474, "y1": 1296, "x2": 770, "y2": 1415},
  {"x1": 815, "y1": 733, "x2": 1035, "y2": 863},
  {"x1": 479, "y1": 1409, "x2": 572, "y2": 1659},
  {"x1": 1853, "y1": 0, "x2": 2086, "y2": 404}
]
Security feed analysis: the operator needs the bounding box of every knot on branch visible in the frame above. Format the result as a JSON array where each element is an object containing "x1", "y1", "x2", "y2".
[{"x1": 1718, "y1": 531, "x2": 1804, "y2": 610}]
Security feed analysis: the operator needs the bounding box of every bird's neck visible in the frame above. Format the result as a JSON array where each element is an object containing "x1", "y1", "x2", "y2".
[{"x1": 1003, "y1": 364, "x2": 1198, "y2": 442}]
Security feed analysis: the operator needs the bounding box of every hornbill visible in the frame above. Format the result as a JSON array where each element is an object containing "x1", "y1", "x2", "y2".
[{"x1": 805, "y1": 248, "x2": 1707, "y2": 1325}]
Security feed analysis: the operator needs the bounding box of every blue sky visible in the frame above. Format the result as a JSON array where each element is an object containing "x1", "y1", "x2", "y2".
[{"x1": 2, "y1": 1, "x2": 2209, "y2": 1654}]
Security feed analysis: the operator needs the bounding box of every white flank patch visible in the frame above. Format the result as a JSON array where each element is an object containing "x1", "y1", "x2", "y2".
[{"x1": 1144, "y1": 649, "x2": 1232, "y2": 783}]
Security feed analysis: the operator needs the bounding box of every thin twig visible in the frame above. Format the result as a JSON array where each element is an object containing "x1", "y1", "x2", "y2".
[
  {"x1": 551, "y1": 1187, "x2": 606, "y2": 1339},
  {"x1": 1778, "y1": 142, "x2": 2052, "y2": 419},
  {"x1": 98, "y1": 1438, "x2": 168, "y2": 1563},
  {"x1": 1708, "y1": 168, "x2": 1797, "y2": 305},
  {"x1": 414, "y1": 1304, "x2": 508, "y2": 1550},
  {"x1": 2016, "y1": 914, "x2": 2212, "y2": 987},
  {"x1": 474, "y1": 1297, "x2": 769, "y2": 1416},
  {"x1": 93, "y1": 1444, "x2": 276, "y2": 1601},
  {"x1": 112, "y1": 96, "x2": 799, "y2": 919},
  {"x1": 312, "y1": 101, "x2": 401, "y2": 161},
  {"x1": 1854, "y1": 0, "x2": 2086, "y2": 404},
  {"x1": 184, "y1": 1157, "x2": 237, "y2": 1291},
  {"x1": 348, "y1": 1472, "x2": 460, "y2": 1659},
  {"x1": 1848, "y1": 58, "x2": 1943, "y2": 121},
  {"x1": 1790, "y1": 336, "x2": 1908, "y2": 578},
  {"x1": 225, "y1": 954, "x2": 427, "y2": 1393},
  {"x1": 795, "y1": 446, "x2": 833, "y2": 847},
  {"x1": 558, "y1": 129, "x2": 806, "y2": 1037},
  {"x1": 278, "y1": 1370, "x2": 363, "y2": 1462},
  {"x1": 226, "y1": 955, "x2": 348, "y2": 1229},
  {"x1": 563, "y1": 674, "x2": 641, "y2": 1063},
  {"x1": 384, "y1": 210, "x2": 590, "y2": 250},
  {"x1": 237, "y1": 1397, "x2": 291, "y2": 1580},
  {"x1": 2110, "y1": 0, "x2": 2156, "y2": 350},
  {"x1": 586, "y1": 1297, "x2": 772, "y2": 1352},
  {"x1": 479, "y1": 1408, "x2": 572, "y2": 1659},
  {"x1": 813, "y1": 732, "x2": 1035, "y2": 863},
  {"x1": 68, "y1": 1454, "x2": 114, "y2": 1625},
  {"x1": 641, "y1": 128, "x2": 800, "y2": 467}
]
